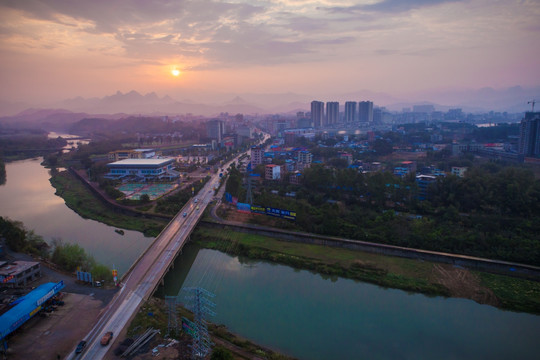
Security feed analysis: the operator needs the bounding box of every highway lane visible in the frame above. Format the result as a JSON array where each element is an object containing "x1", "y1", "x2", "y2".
[
  {"x1": 71, "y1": 131, "x2": 270, "y2": 360},
  {"x1": 72, "y1": 144, "x2": 257, "y2": 359}
]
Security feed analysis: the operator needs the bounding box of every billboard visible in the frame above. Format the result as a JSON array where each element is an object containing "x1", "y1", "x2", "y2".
[
  {"x1": 76, "y1": 271, "x2": 92, "y2": 283},
  {"x1": 265, "y1": 207, "x2": 296, "y2": 220},
  {"x1": 237, "y1": 202, "x2": 251, "y2": 213},
  {"x1": 250, "y1": 205, "x2": 265, "y2": 214}
]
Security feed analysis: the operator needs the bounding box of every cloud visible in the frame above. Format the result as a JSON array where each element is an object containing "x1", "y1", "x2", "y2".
[
  {"x1": 0, "y1": 0, "x2": 365, "y2": 69},
  {"x1": 361, "y1": 0, "x2": 463, "y2": 13},
  {"x1": 322, "y1": 0, "x2": 462, "y2": 14}
]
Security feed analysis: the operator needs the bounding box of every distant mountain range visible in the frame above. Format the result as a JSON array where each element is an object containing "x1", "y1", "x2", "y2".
[
  {"x1": 0, "y1": 86, "x2": 537, "y2": 129},
  {"x1": 0, "y1": 108, "x2": 128, "y2": 131},
  {"x1": 59, "y1": 90, "x2": 268, "y2": 117}
]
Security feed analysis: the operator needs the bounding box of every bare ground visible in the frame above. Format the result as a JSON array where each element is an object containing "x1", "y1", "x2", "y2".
[
  {"x1": 6, "y1": 293, "x2": 104, "y2": 360},
  {"x1": 431, "y1": 264, "x2": 500, "y2": 306}
]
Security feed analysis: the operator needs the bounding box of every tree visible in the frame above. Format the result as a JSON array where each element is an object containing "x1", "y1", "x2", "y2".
[
  {"x1": 372, "y1": 139, "x2": 393, "y2": 155},
  {"x1": 0, "y1": 156, "x2": 5, "y2": 185},
  {"x1": 211, "y1": 347, "x2": 234, "y2": 360}
]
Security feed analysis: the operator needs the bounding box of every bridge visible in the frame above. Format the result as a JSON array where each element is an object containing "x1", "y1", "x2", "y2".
[{"x1": 74, "y1": 156, "x2": 240, "y2": 359}]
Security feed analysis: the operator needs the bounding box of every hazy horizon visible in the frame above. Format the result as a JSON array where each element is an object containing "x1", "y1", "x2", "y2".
[{"x1": 1, "y1": 0, "x2": 539, "y2": 112}]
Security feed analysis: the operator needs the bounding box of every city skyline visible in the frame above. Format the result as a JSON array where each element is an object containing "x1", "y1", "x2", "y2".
[{"x1": 1, "y1": 0, "x2": 539, "y2": 110}]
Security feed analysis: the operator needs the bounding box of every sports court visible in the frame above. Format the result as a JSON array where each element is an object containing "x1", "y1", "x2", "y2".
[{"x1": 118, "y1": 183, "x2": 177, "y2": 200}]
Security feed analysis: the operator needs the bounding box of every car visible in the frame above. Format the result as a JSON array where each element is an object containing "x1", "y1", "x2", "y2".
[
  {"x1": 75, "y1": 340, "x2": 87, "y2": 354},
  {"x1": 101, "y1": 331, "x2": 114, "y2": 346},
  {"x1": 194, "y1": 198, "x2": 198, "y2": 203},
  {"x1": 196, "y1": 205, "x2": 200, "y2": 210},
  {"x1": 183, "y1": 212, "x2": 187, "y2": 217}
]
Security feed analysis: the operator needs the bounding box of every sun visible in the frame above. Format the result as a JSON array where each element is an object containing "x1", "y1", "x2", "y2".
[{"x1": 171, "y1": 69, "x2": 181, "y2": 77}]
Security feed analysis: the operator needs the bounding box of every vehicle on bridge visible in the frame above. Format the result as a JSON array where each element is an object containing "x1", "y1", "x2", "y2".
[
  {"x1": 76, "y1": 340, "x2": 87, "y2": 354},
  {"x1": 183, "y1": 212, "x2": 187, "y2": 217},
  {"x1": 101, "y1": 331, "x2": 113, "y2": 346}
]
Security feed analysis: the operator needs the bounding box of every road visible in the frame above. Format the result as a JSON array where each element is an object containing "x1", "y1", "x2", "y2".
[{"x1": 71, "y1": 136, "x2": 267, "y2": 359}]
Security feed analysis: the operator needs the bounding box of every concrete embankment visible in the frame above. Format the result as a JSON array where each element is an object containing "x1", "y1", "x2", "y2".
[{"x1": 200, "y1": 220, "x2": 540, "y2": 280}]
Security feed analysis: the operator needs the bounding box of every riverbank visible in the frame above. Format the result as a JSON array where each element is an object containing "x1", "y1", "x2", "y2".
[
  {"x1": 47, "y1": 168, "x2": 540, "y2": 314},
  {"x1": 192, "y1": 226, "x2": 540, "y2": 315},
  {"x1": 49, "y1": 170, "x2": 167, "y2": 237},
  {"x1": 127, "y1": 297, "x2": 296, "y2": 360}
]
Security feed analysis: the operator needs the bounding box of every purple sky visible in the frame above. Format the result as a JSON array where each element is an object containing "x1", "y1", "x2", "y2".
[{"x1": 1, "y1": 0, "x2": 539, "y2": 106}]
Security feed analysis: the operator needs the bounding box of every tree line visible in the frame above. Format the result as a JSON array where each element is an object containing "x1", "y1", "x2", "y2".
[
  {"x1": 227, "y1": 162, "x2": 540, "y2": 266},
  {"x1": 0, "y1": 216, "x2": 112, "y2": 281}
]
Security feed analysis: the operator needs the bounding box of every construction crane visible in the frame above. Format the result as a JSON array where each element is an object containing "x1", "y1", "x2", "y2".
[{"x1": 528, "y1": 100, "x2": 536, "y2": 112}]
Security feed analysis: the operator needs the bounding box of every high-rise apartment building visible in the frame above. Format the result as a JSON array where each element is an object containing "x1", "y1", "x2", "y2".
[
  {"x1": 206, "y1": 119, "x2": 224, "y2": 143},
  {"x1": 358, "y1": 101, "x2": 373, "y2": 123},
  {"x1": 311, "y1": 101, "x2": 324, "y2": 128},
  {"x1": 251, "y1": 146, "x2": 264, "y2": 167},
  {"x1": 519, "y1": 112, "x2": 540, "y2": 158},
  {"x1": 344, "y1": 101, "x2": 357, "y2": 123},
  {"x1": 326, "y1": 101, "x2": 339, "y2": 126}
]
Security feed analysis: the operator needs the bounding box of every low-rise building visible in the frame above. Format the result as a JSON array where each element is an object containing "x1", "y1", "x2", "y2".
[
  {"x1": 416, "y1": 174, "x2": 437, "y2": 201},
  {"x1": 451, "y1": 166, "x2": 467, "y2": 178},
  {"x1": 265, "y1": 164, "x2": 281, "y2": 180},
  {"x1": 105, "y1": 158, "x2": 178, "y2": 181},
  {"x1": 289, "y1": 171, "x2": 302, "y2": 184},
  {"x1": 0, "y1": 261, "x2": 41, "y2": 287}
]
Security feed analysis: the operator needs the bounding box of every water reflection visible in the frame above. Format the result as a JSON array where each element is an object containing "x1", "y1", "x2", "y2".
[
  {"x1": 0, "y1": 158, "x2": 152, "y2": 274},
  {"x1": 163, "y1": 246, "x2": 540, "y2": 360}
]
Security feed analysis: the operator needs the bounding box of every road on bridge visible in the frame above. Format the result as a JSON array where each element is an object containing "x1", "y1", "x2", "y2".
[{"x1": 70, "y1": 136, "x2": 267, "y2": 360}]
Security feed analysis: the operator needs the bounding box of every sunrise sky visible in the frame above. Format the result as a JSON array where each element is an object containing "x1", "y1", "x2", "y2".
[{"x1": 1, "y1": 0, "x2": 539, "y2": 106}]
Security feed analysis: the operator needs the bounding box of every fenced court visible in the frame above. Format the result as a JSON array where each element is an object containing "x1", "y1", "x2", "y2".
[
  {"x1": 118, "y1": 183, "x2": 146, "y2": 196},
  {"x1": 118, "y1": 183, "x2": 177, "y2": 200}
]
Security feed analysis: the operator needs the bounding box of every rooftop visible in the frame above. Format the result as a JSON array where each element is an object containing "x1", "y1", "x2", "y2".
[
  {"x1": 0, "y1": 281, "x2": 64, "y2": 340},
  {"x1": 0, "y1": 261, "x2": 39, "y2": 277},
  {"x1": 107, "y1": 158, "x2": 174, "y2": 167}
]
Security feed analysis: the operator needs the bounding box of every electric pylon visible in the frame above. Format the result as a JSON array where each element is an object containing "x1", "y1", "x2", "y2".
[
  {"x1": 165, "y1": 295, "x2": 178, "y2": 337},
  {"x1": 182, "y1": 287, "x2": 216, "y2": 359}
]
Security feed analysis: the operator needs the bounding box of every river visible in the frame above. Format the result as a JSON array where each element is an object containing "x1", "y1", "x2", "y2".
[
  {"x1": 0, "y1": 158, "x2": 152, "y2": 274},
  {"x1": 162, "y1": 244, "x2": 540, "y2": 360},
  {"x1": 1, "y1": 158, "x2": 539, "y2": 359}
]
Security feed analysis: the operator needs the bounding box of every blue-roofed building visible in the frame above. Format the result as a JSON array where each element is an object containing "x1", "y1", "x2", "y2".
[
  {"x1": 0, "y1": 281, "x2": 64, "y2": 341},
  {"x1": 105, "y1": 158, "x2": 178, "y2": 181}
]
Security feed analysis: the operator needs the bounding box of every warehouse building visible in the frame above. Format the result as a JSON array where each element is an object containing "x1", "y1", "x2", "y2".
[{"x1": 0, "y1": 281, "x2": 64, "y2": 342}]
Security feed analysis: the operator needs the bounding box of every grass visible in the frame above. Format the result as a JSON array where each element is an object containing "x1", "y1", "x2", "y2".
[
  {"x1": 127, "y1": 298, "x2": 169, "y2": 337},
  {"x1": 478, "y1": 272, "x2": 540, "y2": 314},
  {"x1": 50, "y1": 170, "x2": 167, "y2": 237},
  {"x1": 193, "y1": 227, "x2": 451, "y2": 297}
]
